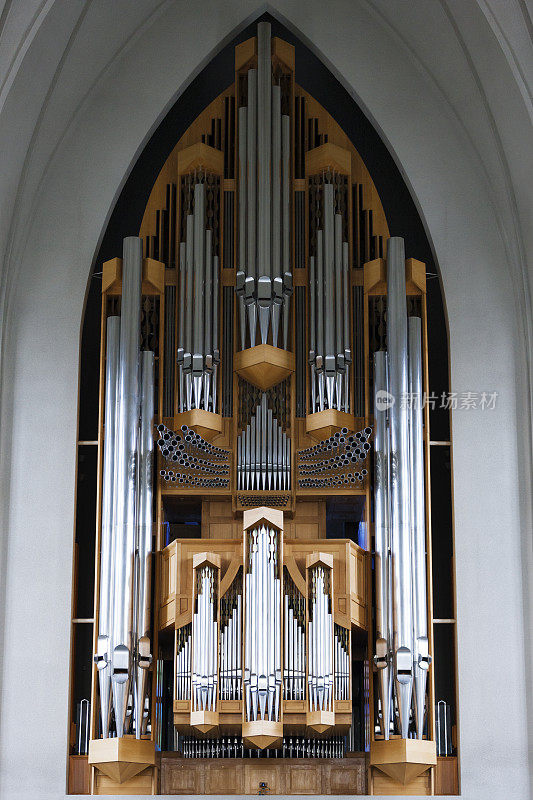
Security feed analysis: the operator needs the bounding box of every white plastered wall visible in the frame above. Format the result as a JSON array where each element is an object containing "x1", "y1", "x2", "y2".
[{"x1": 0, "y1": 2, "x2": 530, "y2": 799}]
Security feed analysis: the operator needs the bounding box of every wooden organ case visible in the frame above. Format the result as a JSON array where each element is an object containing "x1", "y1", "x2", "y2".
[{"x1": 72, "y1": 21, "x2": 460, "y2": 798}]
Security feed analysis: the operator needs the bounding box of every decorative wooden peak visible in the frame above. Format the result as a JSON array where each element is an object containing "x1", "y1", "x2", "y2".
[
  {"x1": 242, "y1": 720, "x2": 283, "y2": 751},
  {"x1": 235, "y1": 344, "x2": 295, "y2": 391},
  {"x1": 88, "y1": 737, "x2": 156, "y2": 785},
  {"x1": 174, "y1": 409, "x2": 223, "y2": 442},
  {"x1": 370, "y1": 739, "x2": 437, "y2": 785},
  {"x1": 305, "y1": 409, "x2": 356, "y2": 441}
]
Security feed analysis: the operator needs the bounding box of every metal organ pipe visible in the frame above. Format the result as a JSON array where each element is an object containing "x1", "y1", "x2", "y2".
[
  {"x1": 134, "y1": 350, "x2": 155, "y2": 738},
  {"x1": 244, "y1": 526, "x2": 281, "y2": 722},
  {"x1": 308, "y1": 185, "x2": 351, "y2": 413},
  {"x1": 387, "y1": 236, "x2": 413, "y2": 738},
  {"x1": 373, "y1": 350, "x2": 392, "y2": 740},
  {"x1": 95, "y1": 315, "x2": 120, "y2": 738},
  {"x1": 308, "y1": 565, "x2": 333, "y2": 713},
  {"x1": 236, "y1": 22, "x2": 292, "y2": 351},
  {"x1": 409, "y1": 316, "x2": 431, "y2": 738},
  {"x1": 111, "y1": 236, "x2": 142, "y2": 736}
]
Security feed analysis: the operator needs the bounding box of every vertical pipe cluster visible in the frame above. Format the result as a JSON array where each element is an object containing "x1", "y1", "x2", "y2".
[
  {"x1": 192, "y1": 565, "x2": 218, "y2": 712},
  {"x1": 236, "y1": 393, "x2": 291, "y2": 490},
  {"x1": 176, "y1": 625, "x2": 192, "y2": 700},
  {"x1": 373, "y1": 237, "x2": 430, "y2": 741},
  {"x1": 334, "y1": 625, "x2": 350, "y2": 701},
  {"x1": 244, "y1": 525, "x2": 282, "y2": 722},
  {"x1": 220, "y1": 577, "x2": 243, "y2": 700},
  {"x1": 308, "y1": 564, "x2": 333, "y2": 712},
  {"x1": 236, "y1": 21, "x2": 293, "y2": 351},
  {"x1": 95, "y1": 237, "x2": 155, "y2": 739},
  {"x1": 177, "y1": 181, "x2": 220, "y2": 413},
  {"x1": 308, "y1": 183, "x2": 351, "y2": 413},
  {"x1": 283, "y1": 575, "x2": 306, "y2": 700}
]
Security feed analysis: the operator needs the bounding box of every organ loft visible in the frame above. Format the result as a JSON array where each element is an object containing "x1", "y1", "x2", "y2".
[{"x1": 68, "y1": 20, "x2": 459, "y2": 797}]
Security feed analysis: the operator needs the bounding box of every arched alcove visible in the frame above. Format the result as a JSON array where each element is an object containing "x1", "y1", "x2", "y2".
[
  {"x1": 0, "y1": 5, "x2": 528, "y2": 800},
  {"x1": 70, "y1": 13, "x2": 457, "y2": 796}
]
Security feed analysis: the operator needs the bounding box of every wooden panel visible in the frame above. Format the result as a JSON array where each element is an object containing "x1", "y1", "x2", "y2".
[
  {"x1": 94, "y1": 766, "x2": 153, "y2": 795},
  {"x1": 160, "y1": 759, "x2": 204, "y2": 795},
  {"x1": 68, "y1": 755, "x2": 90, "y2": 794},
  {"x1": 435, "y1": 757, "x2": 458, "y2": 796},
  {"x1": 244, "y1": 763, "x2": 283, "y2": 795},
  {"x1": 205, "y1": 762, "x2": 245, "y2": 795},
  {"x1": 325, "y1": 760, "x2": 367, "y2": 795},
  {"x1": 158, "y1": 758, "x2": 367, "y2": 795},
  {"x1": 372, "y1": 770, "x2": 432, "y2": 796},
  {"x1": 287, "y1": 763, "x2": 322, "y2": 794}
]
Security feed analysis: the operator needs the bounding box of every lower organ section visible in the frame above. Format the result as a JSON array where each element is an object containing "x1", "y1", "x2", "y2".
[{"x1": 169, "y1": 508, "x2": 365, "y2": 754}]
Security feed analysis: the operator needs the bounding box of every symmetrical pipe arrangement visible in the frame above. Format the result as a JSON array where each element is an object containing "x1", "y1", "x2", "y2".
[
  {"x1": 237, "y1": 393, "x2": 291, "y2": 490},
  {"x1": 220, "y1": 577, "x2": 243, "y2": 701},
  {"x1": 308, "y1": 564, "x2": 334, "y2": 713},
  {"x1": 178, "y1": 735, "x2": 345, "y2": 759},
  {"x1": 283, "y1": 574, "x2": 306, "y2": 701},
  {"x1": 308, "y1": 182, "x2": 351, "y2": 413},
  {"x1": 95, "y1": 237, "x2": 154, "y2": 739},
  {"x1": 244, "y1": 525, "x2": 282, "y2": 722},
  {"x1": 192, "y1": 564, "x2": 219, "y2": 712},
  {"x1": 236, "y1": 21, "x2": 292, "y2": 350},
  {"x1": 177, "y1": 181, "x2": 220, "y2": 412},
  {"x1": 373, "y1": 237, "x2": 430, "y2": 741}
]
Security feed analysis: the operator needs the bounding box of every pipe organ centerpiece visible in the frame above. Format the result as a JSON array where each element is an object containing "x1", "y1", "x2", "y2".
[{"x1": 85, "y1": 19, "x2": 442, "y2": 798}]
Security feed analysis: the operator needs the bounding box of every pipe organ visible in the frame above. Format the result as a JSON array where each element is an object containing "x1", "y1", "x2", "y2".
[{"x1": 77, "y1": 19, "x2": 457, "y2": 798}]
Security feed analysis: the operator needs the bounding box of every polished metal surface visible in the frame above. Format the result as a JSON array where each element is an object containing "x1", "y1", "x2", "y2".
[
  {"x1": 409, "y1": 316, "x2": 431, "y2": 738},
  {"x1": 95, "y1": 315, "x2": 120, "y2": 738},
  {"x1": 111, "y1": 236, "x2": 142, "y2": 736}
]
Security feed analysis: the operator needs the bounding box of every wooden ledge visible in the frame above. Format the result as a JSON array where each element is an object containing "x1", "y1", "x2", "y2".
[
  {"x1": 190, "y1": 709, "x2": 219, "y2": 735},
  {"x1": 102, "y1": 257, "x2": 165, "y2": 295},
  {"x1": 370, "y1": 738, "x2": 436, "y2": 785},
  {"x1": 174, "y1": 409, "x2": 223, "y2": 441},
  {"x1": 235, "y1": 344, "x2": 295, "y2": 391},
  {"x1": 88, "y1": 737, "x2": 155, "y2": 784},
  {"x1": 242, "y1": 720, "x2": 283, "y2": 751},
  {"x1": 243, "y1": 506, "x2": 284, "y2": 533},
  {"x1": 306, "y1": 142, "x2": 351, "y2": 177},
  {"x1": 305, "y1": 409, "x2": 356, "y2": 441},
  {"x1": 307, "y1": 709, "x2": 335, "y2": 734}
]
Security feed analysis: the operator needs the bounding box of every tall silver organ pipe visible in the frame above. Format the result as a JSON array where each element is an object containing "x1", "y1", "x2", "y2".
[
  {"x1": 308, "y1": 184, "x2": 351, "y2": 413},
  {"x1": 409, "y1": 316, "x2": 430, "y2": 738},
  {"x1": 373, "y1": 350, "x2": 392, "y2": 739},
  {"x1": 192, "y1": 564, "x2": 218, "y2": 712},
  {"x1": 94, "y1": 237, "x2": 155, "y2": 740},
  {"x1": 95, "y1": 315, "x2": 120, "y2": 738},
  {"x1": 236, "y1": 393, "x2": 291, "y2": 490},
  {"x1": 177, "y1": 181, "x2": 220, "y2": 413},
  {"x1": 387, "y1": 236, "x2": 413, "y2": 739},
  {"x1": 111, "y1": 236, "x2": 143, "y2": 736},
  {"x1": 134, "y1": 350, "x2": 155, "y2": 738},
  {"x1": 244, "y1": 526, "x2": 282, "y2": 722},
  {"x1": 372, "y1": 239, "x2": 431, "y2": 740},
  {"x1": 236, "y1": 22, "x2": 292, "y2": 350},
  {"x1": 308, "y1": 564, "x2": 333, "y2": 713}
]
